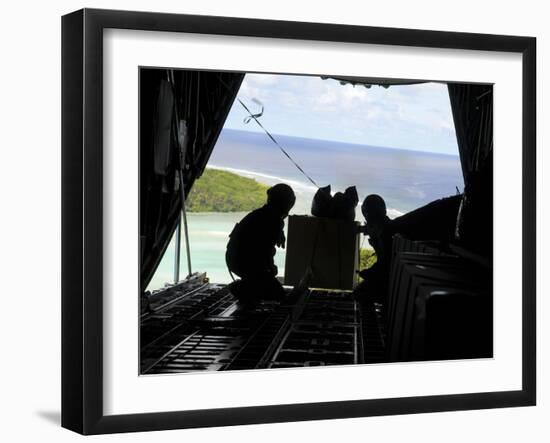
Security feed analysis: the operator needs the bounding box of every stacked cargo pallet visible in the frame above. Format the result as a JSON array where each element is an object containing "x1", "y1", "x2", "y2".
[{"x1": 386, "y1": 235, "x2": 492, "y2": 362}]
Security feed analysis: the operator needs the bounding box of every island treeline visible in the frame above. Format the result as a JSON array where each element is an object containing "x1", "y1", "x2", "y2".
[{"x1": 187, "y1": 168, "x2": 269, "y2": 212}]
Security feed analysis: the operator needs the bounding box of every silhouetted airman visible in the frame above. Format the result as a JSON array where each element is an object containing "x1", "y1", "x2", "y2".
[{"x1": 226, "y1": 183, "x2": 296, "y2": 304}]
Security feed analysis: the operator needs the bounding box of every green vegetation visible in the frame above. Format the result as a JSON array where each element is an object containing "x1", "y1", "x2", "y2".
[
  {"x1": 187, "y1": 168, "x2": 270, "y2": 212},
  {"x1": 359, "y1": 248, "x2": 377, "y2": 279}
]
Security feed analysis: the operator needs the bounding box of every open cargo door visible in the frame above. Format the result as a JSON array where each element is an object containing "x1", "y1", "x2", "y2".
[{"x1": 140, "y1": 69, "x2": 244, "y2": 290}]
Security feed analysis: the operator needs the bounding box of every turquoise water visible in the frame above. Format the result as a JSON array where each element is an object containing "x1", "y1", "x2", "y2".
[
  {"x1": 147, "y1": 212, "x2": 288, "y2": 291},
  {"x1": 146, "y1": 129, "x2": 463, "y2": 292}
]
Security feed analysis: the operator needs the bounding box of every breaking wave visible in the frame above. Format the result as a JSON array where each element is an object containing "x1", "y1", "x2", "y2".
[{"x1": 207, "y1": 165, "x2": 318, "y2": 195}]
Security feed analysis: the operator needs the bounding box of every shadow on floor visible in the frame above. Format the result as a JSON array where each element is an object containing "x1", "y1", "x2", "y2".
[{"x1": 36, "y1": 410, "x2": 61, "y2": 426}]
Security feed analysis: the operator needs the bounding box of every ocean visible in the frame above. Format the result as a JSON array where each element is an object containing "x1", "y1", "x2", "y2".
[{"x1": 146, "y1": 128, "x2": 464, "y2": 291}]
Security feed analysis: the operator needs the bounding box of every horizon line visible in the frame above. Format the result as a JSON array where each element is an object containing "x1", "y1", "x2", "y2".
[{"x1": 221, "y1": 126, "x2": 460, "y2": 158}]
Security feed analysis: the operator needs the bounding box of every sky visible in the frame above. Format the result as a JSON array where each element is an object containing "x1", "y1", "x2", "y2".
[{"x1": 223, "y1": 73, "x2": 460, "y2": 156}]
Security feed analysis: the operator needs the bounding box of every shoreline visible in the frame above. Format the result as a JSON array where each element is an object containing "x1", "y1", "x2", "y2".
[{"x1": 191, "y1": 166, "x2": 406, "y2": 219}]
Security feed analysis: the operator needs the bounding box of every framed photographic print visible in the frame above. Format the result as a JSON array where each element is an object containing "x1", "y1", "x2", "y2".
[{"x1": 61, "y1": 8, "x2": 536, "y2": 435}]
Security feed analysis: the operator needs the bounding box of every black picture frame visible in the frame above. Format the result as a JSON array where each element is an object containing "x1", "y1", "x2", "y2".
[{"x1": 61, "y1": 8, "x2": 536, "y2": 435}]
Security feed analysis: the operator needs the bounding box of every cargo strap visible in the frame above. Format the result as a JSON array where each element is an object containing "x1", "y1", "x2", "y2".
[
  {"x1": 237, "y1": 98, "x2": 320, "y2": 189},
  {"x1": 216, "y1": 74, "x2": 320, "y2": 189}
]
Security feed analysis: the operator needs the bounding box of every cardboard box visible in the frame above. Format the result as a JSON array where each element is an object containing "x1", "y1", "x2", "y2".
[{"x1": 284, "y1": 215, "x2": 359, "y2": 290}]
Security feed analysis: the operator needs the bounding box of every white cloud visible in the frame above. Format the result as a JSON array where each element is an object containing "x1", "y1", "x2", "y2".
[{"x1": 227, "y1": 73, "x2": 458, "y2": 154}]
